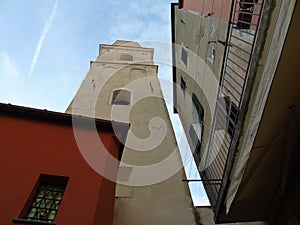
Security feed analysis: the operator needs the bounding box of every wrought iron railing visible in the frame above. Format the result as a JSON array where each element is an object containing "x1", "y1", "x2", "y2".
[{"x1": 201, "y1": 0, "x2": 265, "y2": 208}]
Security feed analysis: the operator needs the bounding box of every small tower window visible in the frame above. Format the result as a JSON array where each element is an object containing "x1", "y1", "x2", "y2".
[
  {"x1": 119, "y1": 54, "x2": 133, "y2": 61},
  {"x1": 112, "y1": 89, "x2": 131, "y2": 105}
]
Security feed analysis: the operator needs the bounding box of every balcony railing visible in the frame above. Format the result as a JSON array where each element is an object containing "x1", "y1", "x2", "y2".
[{"x1": 201, "y1": 0, "x2": 265, "y2": 209}]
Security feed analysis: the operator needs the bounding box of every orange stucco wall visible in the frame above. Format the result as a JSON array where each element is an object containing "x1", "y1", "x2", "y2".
[
  {"x1": 182, "y1": 0, "x2": 261, "y2": 26},
  {"x1": 182, "y1": 0, "x2": 232, "y2": 21},
  {"x1": 0, "y1": 113, "x2": 120, "y2": 225}
]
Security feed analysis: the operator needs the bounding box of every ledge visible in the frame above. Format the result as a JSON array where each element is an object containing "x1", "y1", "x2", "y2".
[{"x1": 12, "y1": 218, "x2": 56, "y2": 225}]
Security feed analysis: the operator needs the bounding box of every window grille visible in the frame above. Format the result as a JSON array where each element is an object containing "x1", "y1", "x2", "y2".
[
  {"x1": 202, "y1": 0, "x2": 265, "y2": 209},
  {"x1": 15, "y1": 174, "x2": 68, "y2": 224},
  {"x1": 26, "y1": 184, "x2": 65, "y2": 222}
]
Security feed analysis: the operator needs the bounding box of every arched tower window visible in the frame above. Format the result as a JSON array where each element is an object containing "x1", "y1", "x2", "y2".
[
  {"x1": 111, "y1": 89, "x2": 132, "y2": 105},
  {"x1": 119, "y1": 54, "x2": 133, "y2": 61}
]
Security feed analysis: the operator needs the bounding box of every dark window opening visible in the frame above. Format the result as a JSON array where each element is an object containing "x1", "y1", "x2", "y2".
[
  {"x1": 181, "y1": 47, "x2": 188, "y2": 66},
  {"x1": 112, "y1": 89, "x2": 131, "y2": 105},
  {"x1": 237, "y1": 0, "x2": 256, "y2": 29},
  {"x1": 180, "y1": 77, "x2": 186, "y2": 94},
  {"x1": 190, "y1": 93, "x2": 204, "y2": 155},
  {"x1": 228, "y1": 102, "x2": 239, "y2": 138},
  {"x1": 239, "y1": 0, "x2": 256, "y2": 10},
  {"x1": 15, "y1": 174, "x2": 68, "y2": 224},
  {"x1": 192, "y1": 93, "x2": 204, "y2": 123},
  {"x1": 237, "y1": 9, "x2": 253, "y2": 29},
  {"x1": 189, "y1": 123, "x2": 202, "y2": 155}
]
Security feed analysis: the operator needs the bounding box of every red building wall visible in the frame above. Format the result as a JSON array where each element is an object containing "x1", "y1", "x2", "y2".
[
  {"x1": 181, "y1": 0, "x2": 232, "y2": 21},
  {"x1": 0, "y1": 104, "x2": 127, "y2": 225},
  {"x1": 181, "y1": 0, "x2": 261, "y2": 27}
]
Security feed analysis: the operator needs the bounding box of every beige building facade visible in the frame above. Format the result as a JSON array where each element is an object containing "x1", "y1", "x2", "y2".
[{"x1": 172, "y1": 0, "x2": 300, "y2": 224}]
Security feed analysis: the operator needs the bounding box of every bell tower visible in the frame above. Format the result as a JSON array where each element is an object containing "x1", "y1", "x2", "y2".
[{"x1": 66, "y1": 40, "x2": 195, "y2": 225}]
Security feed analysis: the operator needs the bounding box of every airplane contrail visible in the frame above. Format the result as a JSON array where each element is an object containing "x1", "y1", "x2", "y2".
[{"x1": 29, "y1": 0, "x2": 59, "y2": 78}]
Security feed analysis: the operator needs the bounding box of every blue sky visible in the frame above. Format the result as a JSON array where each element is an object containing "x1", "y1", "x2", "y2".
[
  {"x1": 0, "y1": 0, "x2": 209, "y2": 206},
  {"x1": 0, "y1": 0, "x2": 171, "y2": 111}
]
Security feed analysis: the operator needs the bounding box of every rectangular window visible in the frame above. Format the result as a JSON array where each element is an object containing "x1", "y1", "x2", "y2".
[
  {"x1": 228, "y1": 102, "x2": 239, "y2": 138},
  {"x1": 14, "y1": 174, "x2": 69, "y2": 224},
  {"x1": 237, "y1": 0, "x2": 255, "y2": 29},
  {"x1": 180, "y1": 76, "x2": 186, "y2": 94},
  {"x1": 181, "y1": 46, "x2": 188, "y2": 67},
  {"x1": 207, "y1": 46, "x2": 216, "y2": 64},
  {"x1": 192, "y1": 93, "x2": 204, "y2": 123},
  {"x1": 189, "y1": 123, "x2": 202, "y2": 155},
  {"x1": 215, "y1": 96, "x2": 230, "y2": 130},
  {"x1": 237, "y1": 9, "x2": 253, "y2": 29}
]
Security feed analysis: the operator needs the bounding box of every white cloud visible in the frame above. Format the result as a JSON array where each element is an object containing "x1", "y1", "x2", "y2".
[
  {"x1": 129, "y1": 1, "x2": 171, "y2": 23},
  {"x1": 0, "y1": 52, "x2": 19, "y2": 79},
  {"x1": 108, "y1": 0, "x2": 172, "y2": 43},
  {"x1": 29, "y1": 0, "x2": 59, "y2": 78},
  {"x1": 109, "y1": 18, "x2": 145, "y2": 40}
]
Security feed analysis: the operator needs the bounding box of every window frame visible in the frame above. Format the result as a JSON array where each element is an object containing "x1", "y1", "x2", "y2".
[
  {"x1": 13, "y1": 174, "x2": 69, "y2": 225},
  {"x1": 180, "y1": 76, "x2": 186, "y2": 95},
  {"x1": 189, "y1": 123, "x2": 203, "y2": 155},
  {"x1": 192, "y1": 93, "x2": 204, "y2": 123},
  {"x1": 228, "y1": 101, "x2": 239, "y2": 138},
  {"x1": 207, "y1": 46, "x2": 216, "y2": 64},
  {"x1": 190, "y1": 93, "x2": 205, "y2": 154},
  {"x1": 181, "y1": 46, "x2": 188, "y2": 67}
]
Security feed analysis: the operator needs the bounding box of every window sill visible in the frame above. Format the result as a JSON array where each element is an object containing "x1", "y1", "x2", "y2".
[
  {"x1": 207, "y1": 57, "x2": 215, "y2": 64},
  {"x1": 13, "y1": 218, "x2": 56, "y2": 225}
]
